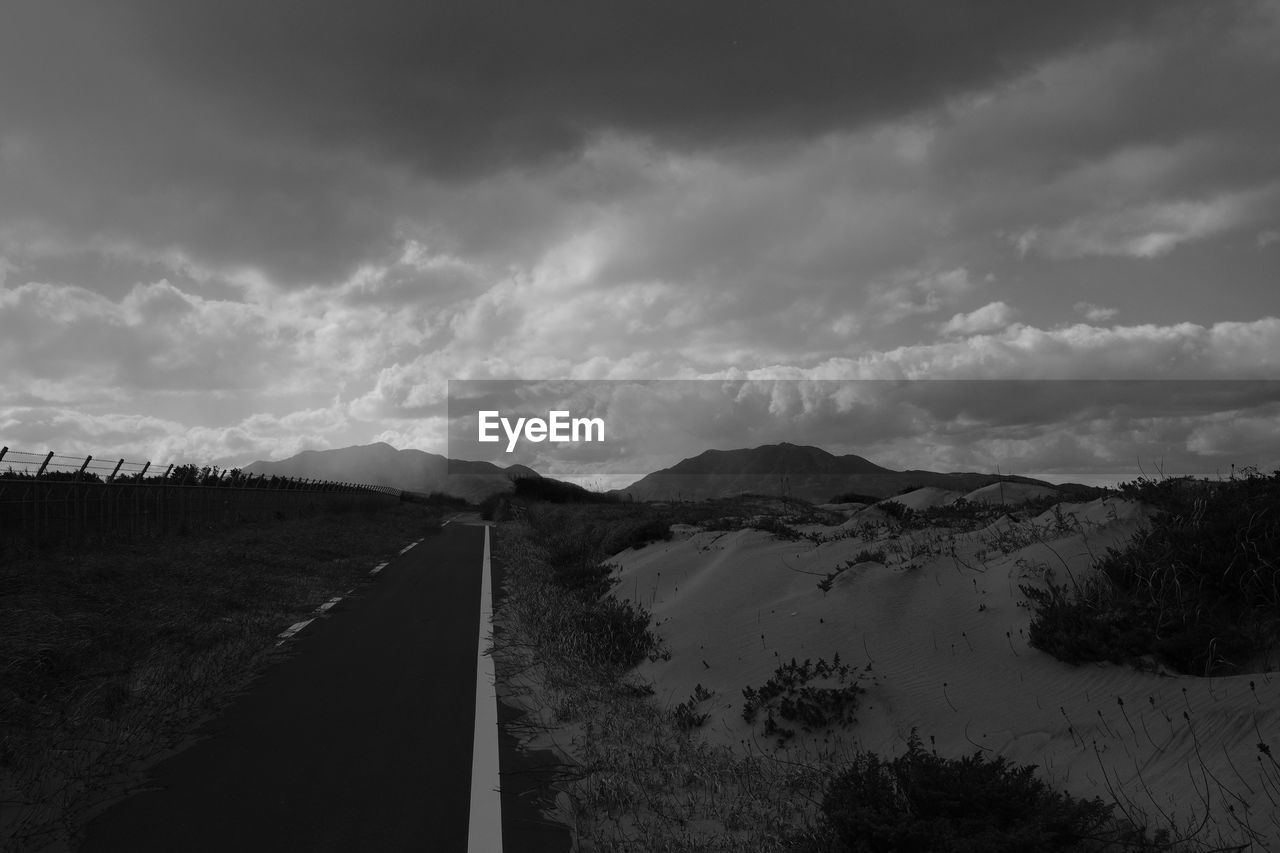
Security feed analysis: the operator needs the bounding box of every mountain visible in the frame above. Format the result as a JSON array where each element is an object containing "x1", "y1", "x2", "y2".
[
  {"x1": 242, "y1": 442, "x2": 535, "y2": 503},
  {"x1": 615, "y1": 442, "x2": 1060, "y2": 503}
]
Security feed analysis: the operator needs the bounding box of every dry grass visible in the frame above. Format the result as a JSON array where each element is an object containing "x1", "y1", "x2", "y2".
[
  {"x1": 0, "y1": 500, "x2": 443, "y2": 851},
  {"x1": 492, "y1": 521, "x2": 843, "y2": 852}
]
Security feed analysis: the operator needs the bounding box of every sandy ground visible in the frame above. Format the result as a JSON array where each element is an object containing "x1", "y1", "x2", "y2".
[{"x1": 604, "y1": 491, "x2": 1280, "y2": 849}]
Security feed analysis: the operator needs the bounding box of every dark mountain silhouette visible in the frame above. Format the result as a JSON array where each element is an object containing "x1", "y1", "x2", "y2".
[
  {"x1": 243, "y1": 442, "x2": 534, "y2": 503},
  {"x1": 244, "y1": 441, "x2": 1079, "y2": 506},
  {"x1": 615, "y1": 442, "x2": 1059, "y2": 503}
]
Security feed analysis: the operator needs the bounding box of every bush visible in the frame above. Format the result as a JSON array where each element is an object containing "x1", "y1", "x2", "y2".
[
  {"x1": 600, "y1": 516, "x2": 672, "y2": 553},
  {"x1": 1024, "y1": 469, "x2": 1280, "y2": 675},
  {"x1": 749, "y1": 516, "x2": 803, "y2": 540},
  {"x1": 879, "y1": 500, "x2": 913, "y2": 522},
  {"x1": 830, "y1": 491, "x2": 881, "y2": 504},
  {"x1": 478, "y1": 492, "x2": 504, "y2": 521},
  {"x1": 821, "y1": 731, "x2": 1148, "y2": 852},
  {"x1": 742, "y1": 656, "x2": 860, "y2": 744},
  {"x1": 575, "y1": 595, "x2": 658, "y2": 669},
  {"x1": 511, "y1": 474, "x2": 619, "y2": 504}
]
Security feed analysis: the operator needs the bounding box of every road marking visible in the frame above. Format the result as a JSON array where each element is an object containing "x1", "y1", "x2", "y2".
[
  {"x1": 275, "y1": 618, "x2": 314, "y2": 645},
  {"x1": 279, "y1": 537, "x2": 423, "y2": 644},
  {"x1": 468, "y1": 525, "x2": 503, "y2": 853}
]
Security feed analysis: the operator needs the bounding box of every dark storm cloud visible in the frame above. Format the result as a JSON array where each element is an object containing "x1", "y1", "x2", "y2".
[
  {"x1": 0, "y1": 0, "x2": 1249, "y2": 285},
  {"x1": 116, "y1": 0, "x2": 1206, "y2": 173}
]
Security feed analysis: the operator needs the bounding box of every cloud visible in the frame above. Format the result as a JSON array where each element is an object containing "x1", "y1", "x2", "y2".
[
  {"x1": 732, "y1": 317, "x2": 1280, "y2": 381},
  {"x1": 870, "y1": 268, "x2": 976, "y2": 326},
  {"x1": 0, "y1": 403, "x2": 356, "y2": 467},
  {"x1": 940, "y1": 301, "x2": 1017, "y2": 336},
  {"x1": 1, "y1": 1, "x2": 1232, "y2": 286},
  {"x1": 1075, "y1": 302, "x2": 1119, "y2": 322},
  {"x1": 1023, "y1": 189, "x2": 1274, "y2": 259}
]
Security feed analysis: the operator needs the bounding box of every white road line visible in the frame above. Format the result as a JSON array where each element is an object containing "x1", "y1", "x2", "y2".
[
  {"x1": 277, "y1": 537, "x2": 427, "y2": 647},
  {"x1": 468, "y1": 525, "x2": 503, "y2": 853},
  {"x1": 275, "y1": 618, "x2": 314, "y2": 646}
]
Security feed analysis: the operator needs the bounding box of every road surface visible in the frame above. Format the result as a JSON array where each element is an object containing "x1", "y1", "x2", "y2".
[{"x1": 79, "y1": 517, "x2": 570, "y2": 852}]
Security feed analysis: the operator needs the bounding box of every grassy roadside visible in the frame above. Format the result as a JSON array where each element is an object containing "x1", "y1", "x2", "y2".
[
  {"x1": 0, "y1": 501, "x2": 444, "y2": 851},
  {"x1": 492, "y1": 512, "x2": 837, "y2": 852}
]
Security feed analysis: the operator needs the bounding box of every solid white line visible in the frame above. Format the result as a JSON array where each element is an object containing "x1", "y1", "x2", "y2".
[{"x1": 468, "y1": 525, "x2": 503, "y2": 853}]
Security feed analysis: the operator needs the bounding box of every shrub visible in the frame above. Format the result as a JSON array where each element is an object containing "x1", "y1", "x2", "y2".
[
  {"x1": 821, "y1": 731, "x2": 1148, "y2": 852},
  {"x1": 672, "y1": 685, "x2": 714, "y2": 730},
  {"x1": 830, "y1": 491, "x2": 881, "y2": 504},
  {"x1": 573, "y1": 594, "x2": 658, "y2": 669},
  {"x1": 749, "y1": 516, "x2": 803, "y2": 540},
  {"x1": 742, "y1": 656, "x2": 860, "y2": 743},
  {"x1": 1023, "y1": 469, "x2": 1280, "y2": 675},
  {"x1": 478, "y1": 492, "x2": 505, "y2": 521},
  {"x1": 879, "y1": 500, "x2": 913, "y2": 522},
  {"x1": 600, "y1": 516, "x2": 672, "y2": 553},
  {"x1": 511, "y1": 474, "x2": 619, "y2": 504}
]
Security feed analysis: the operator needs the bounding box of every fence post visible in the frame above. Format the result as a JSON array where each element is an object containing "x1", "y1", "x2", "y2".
[
  {"x1": 36, "y1": 451, "x2": 54, "y2": 477},
  {"x1": 0, "y1": 446, "x2": 7, "y2": 464},
  {"x1": 162, "y1": 464, "x2": 174, "y2": 481},
  {"x1": 107, "y1": 459, "x2": 124, "y2": 482},
  {"x1": 138, "y1": 461, "x2": 151, "y2": 480}
]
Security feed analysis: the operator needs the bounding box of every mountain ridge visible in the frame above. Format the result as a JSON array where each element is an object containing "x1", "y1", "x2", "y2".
[
  {"x1": 615, "y1": 442, "x2": 1063, "y2": 503},
  {"x1": 245, "y1": 441, "x2": 1074, "y2": 505},
  {"x1": 242, "y1": 441, "x2": 536, "y2": 503}
]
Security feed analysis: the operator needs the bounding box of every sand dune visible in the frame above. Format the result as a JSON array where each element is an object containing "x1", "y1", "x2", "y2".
[
  {"x1": 878, "y1": 486, "x2": 966, "y2": 511},
  {"x1": 961, "y1": 481, "x2": 1062, "y2": 505},
  {"x1": 608, "y1": 497, "x2": 1278, "y2": 848}
]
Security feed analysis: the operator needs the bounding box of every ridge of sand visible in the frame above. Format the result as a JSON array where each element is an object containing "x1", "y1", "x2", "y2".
[
  {"x1": 877, "y1": 486, "x2": 966, "y2": 511},
  {"x1": 608, "y1": 497, "x2": 1278, "y2": 848},
  {"x1": 961, "y1": 481, "x2": 1062, "y2": 505}
]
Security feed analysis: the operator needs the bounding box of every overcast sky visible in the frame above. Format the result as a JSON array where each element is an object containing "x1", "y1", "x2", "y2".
[{"x1": 2, "y1": 1, "x2": 1278, "y2": 482}]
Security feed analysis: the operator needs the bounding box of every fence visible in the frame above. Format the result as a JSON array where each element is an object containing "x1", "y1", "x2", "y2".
[{"x1": 0, "y1": 446, "x2": 404, "y2": 545}]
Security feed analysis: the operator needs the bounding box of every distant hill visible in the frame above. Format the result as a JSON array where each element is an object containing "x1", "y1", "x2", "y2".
[
  {"x1": 242, "y1": 442, "x2": 535, "y2": 503},
  {"x1": 614, "y1": 442, "x2": 1063, "y2": 503}
]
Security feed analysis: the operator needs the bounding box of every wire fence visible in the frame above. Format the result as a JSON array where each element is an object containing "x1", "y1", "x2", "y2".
[{"x1": 0, "y1": 446, "x2": 405, "y2": 545}]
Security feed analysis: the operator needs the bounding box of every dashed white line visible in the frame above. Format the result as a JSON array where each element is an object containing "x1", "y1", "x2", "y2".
[
  {"x1": 275, "y1": 618, "x2": 315, "y2": 646},
  {"x1": 280, "y1": 540, "x2": 418, "y2": 644}
]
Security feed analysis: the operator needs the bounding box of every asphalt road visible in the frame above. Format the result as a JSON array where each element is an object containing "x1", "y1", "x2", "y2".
[{"x1": 78, "y1": 518, "x2": 564, "y2": 852}]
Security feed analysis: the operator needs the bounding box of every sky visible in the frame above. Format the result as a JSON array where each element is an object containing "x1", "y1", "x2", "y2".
[{"x1": 2, "y1": 0, "x2": 1278, "y2": 484}]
